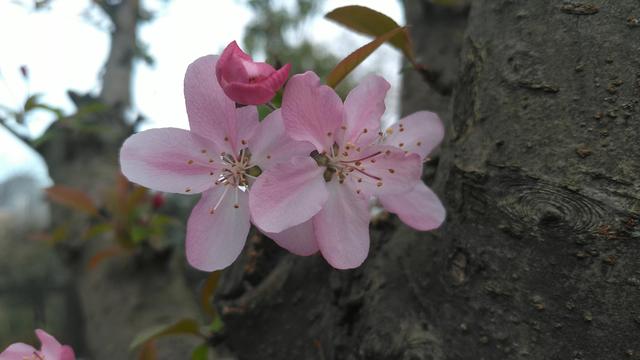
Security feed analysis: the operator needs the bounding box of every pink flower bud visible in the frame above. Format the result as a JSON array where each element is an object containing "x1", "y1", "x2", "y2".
[
  {"x1": 151, "y1": 192, "x2": 165, "y2": 210},
  {"x1": 215, "y1": 41, "x2": 291, "y2": 105},
  {"x1": 19, "y1": 65, "x2": 29, "y2": 79}
]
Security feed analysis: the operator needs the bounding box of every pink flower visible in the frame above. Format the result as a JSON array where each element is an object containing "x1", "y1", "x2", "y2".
[
  {"x1": 378, "y1": 111, "x2": 446, "y2": 231},
  {"x1": 215, "y1": 41, "x2": 291, "y2": 105},
  {"x1": 120, "y1": 55, "x2": 311, "y2": 271},
  {"x1": 249, "y1": 72, "x2": 445, "y2": 269},
  {"x1": 0, "y1": 329, "x2": 75, "y2": 360}
]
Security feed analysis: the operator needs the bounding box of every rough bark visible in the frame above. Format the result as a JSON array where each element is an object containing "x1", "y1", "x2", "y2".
[
  {"x1": 217, "y1": 1, "x2": 640, "y2": 359},
  {"x1": 430, "y1": 0, "x2": 640, "y2": 358}
]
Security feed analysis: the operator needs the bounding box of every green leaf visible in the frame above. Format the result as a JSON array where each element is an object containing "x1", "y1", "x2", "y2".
[
  {"x1": 325, "y1": 5, "x2": 416, "y2": 65},
  {"x1": 130, "y1": 225, "x2": 150, "y2": 244},
  {"x1": 191, "y1": 344, "x2": 209, "y2": 360},
  {"x1": 209, "y1": 316, "x2": 224, "y2": 334},
  {"x1": 130, "y1": 318, "x2": 203, "y2": 350},
  {"x1": 326, "y1": 26, "x2": 406, "y2": 89},
  {"x1": 45, "y1": 185, "x2": 99, "y2": 216},
  {"x1": 23, "y1": 94, "x2": 43, "y2": 113},
  {"x1": 258, "y1": 105, "x2": 273, "y2": 120},
  {"x1": 83, "y1": 223, "x2": 113, "y2": 240},
  {"x1": 22, "y1": 94, "x2": 64, "y2": 118},
  {"x1": 200, "y1": 271, "x2": 221, "y2": 319}
]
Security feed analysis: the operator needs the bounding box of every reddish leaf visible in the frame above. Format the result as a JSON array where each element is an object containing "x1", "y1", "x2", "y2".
[
  {"x1": 200, "y1": 271, "x2": 221, "y2": 319},
  {"x1": 326, "y1": 27, "x2": 406, "y2": 89},
  {"x1": 137, "y1": 340, "x2": 157, "y2": 360},
  {"x1": 45, "y1": 185, "x2": 98, "y2": 216},
  {"x1": 325, "y1": 5, "x2": 417, "y2": 65},
  {"x1": 87, "y1": 245, "x2": 126, "y2": 270}
]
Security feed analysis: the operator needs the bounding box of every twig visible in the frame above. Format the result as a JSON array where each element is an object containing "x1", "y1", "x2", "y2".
[{"x1": 0, "y1": 118, "x2": 32, "y2": 147}]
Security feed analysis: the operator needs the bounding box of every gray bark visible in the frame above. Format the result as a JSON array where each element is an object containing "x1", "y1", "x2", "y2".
[
  {"x1": 217, "y1": 1, "x2": 640, "y2": 359},
  {"x1": 34, "y1": 1, "x2": 201, "y2": 358},
  {"x1": 99, "y1": 0, "x2": 139, "y2": 109}
]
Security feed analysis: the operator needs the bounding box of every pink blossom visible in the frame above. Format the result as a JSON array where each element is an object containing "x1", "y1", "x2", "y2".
[
  {"x1": 378, "y1": 111, "x2": 446, "y2": 231},
  {"x1": 250, "y1": 72, "x2": 445, "y2": 269},
  {"x1": 0, "y1": 329, "x2": 75, "y2": 360},
  {"x1": 120, "y1": 55, "x2": 312, "y2": 271},
  {"x1": 215, "y1": 41, "x2": 291, "y2": 105}
]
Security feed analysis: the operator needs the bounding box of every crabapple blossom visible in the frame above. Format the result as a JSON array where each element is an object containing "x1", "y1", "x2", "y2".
[
  {"x1": 0, "y1": 329, "x2": 75, "y2": 360},
  {"x1": 120, "y1": 55, "x2": 311, "y2": 271},
  {"x1": 250, "y1": 71, "x2": 443, "y2": 269},
  {"x1": 378, "y1": 111, "x2": 446, "y2": 231},
  {"x1": 216, "y1": 41, "x2": 291, "y2": 105}
]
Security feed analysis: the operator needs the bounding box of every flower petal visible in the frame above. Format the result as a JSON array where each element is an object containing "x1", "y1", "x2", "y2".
[
  {"x1": 344, "y1": 145, "x2": 422, "y2": 197},
  {"x1": 120, "y1": 128, "x2": 220, "y2": 194},
  {"x1": 221, "y1": 82, "x2": 274, "y2": 106},
  {"x1": 282, "y1": 71, "x2": 343, "y2": 153},
  {"x1": 60, "y1": 346, "x2": 76, "y2": 360},
  {"x1": 379, "y1": 182, "x2": 446, "y2": 231},
  {"x1": 314, "y1": 179, "x2": 370, "y2": 269},
  {"x1": 216, "y1": 41, "x2": 257, "y2": 83},
  {"x1": 250, "y1": 156, "x2": 328, "y2": 233},
  {"x1": 261, "y1": 219, "x2": 319, "y2": 256},
  {"x1": 36, "y1": 329, "x2": 64, "y2": 360},
  {"x1": 0, "y1": 343, "x2": 36, "y2": 359},
  {"x1": 341, "y1": 74, "x2": 389, "y2": 147},
  {"x1": 186, "y1": 185, "x2": 251, "y2": 271},
  {"x1": 249, "y1": 109, "x2": 314, "y2": 170},
  {"x1": 184, "y1": 55, "x2": 236, "y2": 145},
  {"x1": 384, "y1": 111, "x2": 444, "y2": 160},
  {"x1": 260, "y1": 63, "x2": 291, "y2": 94},
  {"x1": 230, "y1": 105, "x2": 260, "y2": 154}
]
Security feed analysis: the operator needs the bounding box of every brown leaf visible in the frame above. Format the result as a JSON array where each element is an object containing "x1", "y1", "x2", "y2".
[
  {"x1": 87, "y1": 245, "x2": 126, "y2": 270},
  {"x1": 200, "y1": 271, "x2": 221, "y2": 319},
  {"x1": 326, "y1": 27, "x2": 406, "y2": 89},
  {"x1": 45, "y1": 185, "x2": 98, "y2": 216},
  {"x1": 325, "y1": 5, "x2": 416, "y2": 66},
  {"x1": 137, "y1": 340, "x2": 157, "y2": 360}
]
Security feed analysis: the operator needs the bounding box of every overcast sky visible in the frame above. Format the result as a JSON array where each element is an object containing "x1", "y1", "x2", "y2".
[{"x1": 0, "y1": 0, "x2": 403, "y2": 187}]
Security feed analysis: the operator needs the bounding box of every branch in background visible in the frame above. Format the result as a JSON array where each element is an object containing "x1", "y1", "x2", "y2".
[{"x1": 0, "y1": 117, "x2": 32, "y2": 147}]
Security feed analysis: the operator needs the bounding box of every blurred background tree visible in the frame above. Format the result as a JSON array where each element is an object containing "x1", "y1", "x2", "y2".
[{"x1": 0, "y1": 0, "x2": 400, "y2": 358}]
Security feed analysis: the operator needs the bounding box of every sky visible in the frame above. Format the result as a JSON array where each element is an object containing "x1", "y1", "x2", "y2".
[{"x1": 0, "y1": 0, "x2": 404, "y2": 187}]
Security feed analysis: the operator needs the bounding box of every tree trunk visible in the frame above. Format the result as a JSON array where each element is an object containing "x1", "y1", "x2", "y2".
[
  {"x1": 218, "y1": 1, "x2": 640, "y2": 359},
  {"x1": 35, "y1": 2, "x2": 201, "y2": 358}
]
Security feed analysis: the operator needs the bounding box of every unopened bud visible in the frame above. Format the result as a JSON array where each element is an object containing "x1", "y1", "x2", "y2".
[
  {"x1": 151, "y1": 193, "x2": 165, "y2": 209},
  {"x1": 19, "y1": 65, "x2": 29, "y2": 79}
]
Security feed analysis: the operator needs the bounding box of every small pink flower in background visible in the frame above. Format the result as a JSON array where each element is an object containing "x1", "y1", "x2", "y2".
[
  {"x1": 216, "y1": 41, "x2": 291, "y2": 105},
  {"x1": 120, "y1": 55, "x2": 311, "y2": 271},
  {"x1": 250, "y1": 71, "x2": 445, "y2": 269},
  {"x1": 151, "y1": 192, "x2": 165, "y2": 210},
  {"x1": 0, "y1": 329, "x2": 75, "y2": 360}
]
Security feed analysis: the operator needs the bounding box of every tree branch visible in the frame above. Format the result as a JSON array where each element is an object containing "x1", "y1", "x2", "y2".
[{"x1": 0, "y1": 118, "x2": 32, "y2": 148}]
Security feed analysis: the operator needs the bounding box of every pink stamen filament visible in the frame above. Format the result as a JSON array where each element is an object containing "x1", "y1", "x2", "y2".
[
  {"x1": 211, "y1": 185, "x2": 230, "y2": 213},
  {"x1": 350, "y1": 166, "x2": 382, "y2": 181},
  {"x1": 340, "y1": 151, "x2": 382, "y2": 164}
]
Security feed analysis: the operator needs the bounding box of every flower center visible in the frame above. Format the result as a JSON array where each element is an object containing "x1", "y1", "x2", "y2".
[
  {"x1": 312, "y1": 143, "x2": 384, "y2": 187},
  {"x1": 216, "y1": 149, "x2": 260, "y2": 187}
]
